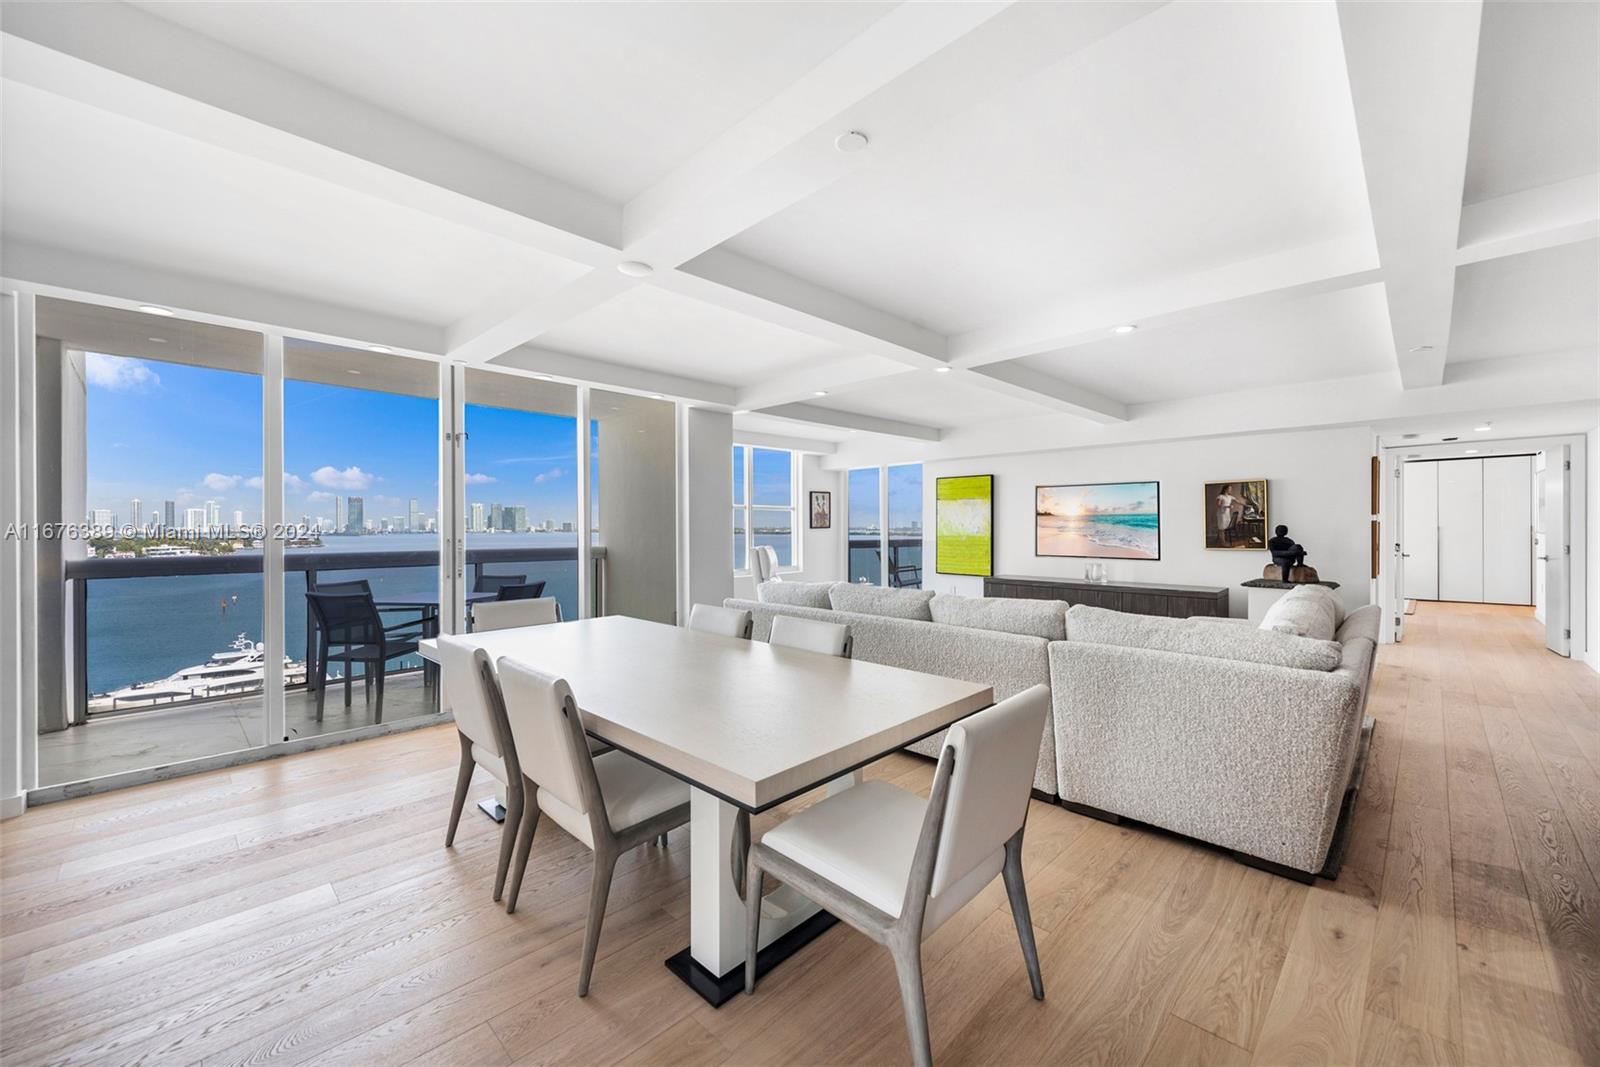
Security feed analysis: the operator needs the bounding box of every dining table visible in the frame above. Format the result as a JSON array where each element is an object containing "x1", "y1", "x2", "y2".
[{"x1": 417, "y1": 614, "x2": 993, "y2": 1005}]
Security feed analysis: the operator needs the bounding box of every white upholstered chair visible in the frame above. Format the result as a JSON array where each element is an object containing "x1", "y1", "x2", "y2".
[
  {"x1": 770, "y1": 614, "x2": 851, "y2": 658},
  {"x1": 687, "y1": 602, "x2": 753, "y2": 639},
  {"x1": 496, "y1": 658, "x2": 692, "y2": 994},
  {"x1": 751, "y1": 544, "x2": 781, "y2": 584},
  {"x1": 744, "y1": 685, "x2": 1051, "y2": 1067},
  {"x1": 472, "y1": 597, "x2": 560, "y2": 631},
  {"x1": 436, "y1": 635, "x2": 524, "y2": 903}
]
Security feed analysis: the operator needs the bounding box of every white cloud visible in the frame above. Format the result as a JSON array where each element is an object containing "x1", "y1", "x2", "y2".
[
  {"x1": 463, "y1": 472, "x2": 496, "y2": 485},
  {"x1": 310, "y1": 465, "x2": 374, "y2": 491},
  {"x1": 306, "y1": 490, "x2": 336, "y2": 503},
  {"x1": 243, "y1": 472, "x2": 307, "y2": 492},
  {"x1": 202, "y1": 473, "x2": 242, "y2": 491},
  {"x1": 85, "y1": 353, "x2": 160, "y2": 392},
  {"x1": 533, "y1": 467, "x2": 564, "y2": 485}
]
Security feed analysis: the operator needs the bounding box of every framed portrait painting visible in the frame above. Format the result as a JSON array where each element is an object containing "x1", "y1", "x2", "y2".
[{"x1": 1203, "y1": 479, "x2": 1267, "y2": 550}]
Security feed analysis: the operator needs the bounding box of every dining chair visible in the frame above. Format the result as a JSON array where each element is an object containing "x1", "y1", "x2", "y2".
[
  {"x1": 687, "y1": 603, "x2": 753, "y2": 639},
  {"x1": 473, "y1": 597, "x2": 561, "y2": 631},
  {"x1": 435, "y1": 635, "x2": 524, "y2": 904},
  {"x1": 495, "y1": 657, "x2": 692, "y2": 994},
  {"x1": 494, "y1": 580, "x2": 547, "y2": 601},
  {"x1": 770, "y1": 614, "x2": 852, "y2": 658},
  {"x1": 304, "y1": 590, "x2": 428, "y2": 723},
  {"x1": 474, "y1": 573, "x2": 528, "y2": 596},
  {"x1": 751, "y1": 544, "x2": 781, "y2": 584},
  {"x1": 743, "y1": 685, "x2": 1052, "y2": 1067}
]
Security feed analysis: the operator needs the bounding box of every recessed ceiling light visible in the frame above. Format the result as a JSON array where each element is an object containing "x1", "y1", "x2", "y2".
[
  {"x1": 834, "y1": 130, "x2": 870, "y2": 153},
  {"x1": 531, "y1": 373, "x2": 553, "y2": 381},
  {"x1": 347, "y1": 369, "x2": 362, "y2": 376},
  {"x1": 1408, "y1": 344, "x2": 1434, "y2": 353},
  {"x1": 933, "y1": 366, "x2": 952, "y2": 374},
  {"x1": 617, "y1": 261, "x2": 654, "y2": 277},
  {"x1": 1474, "y1": 422, "x2": 1492, "y2": 432},
  {"x1": 733, "y1": 409, "x2": 751, "y2": 415},
  {"x1": 812, "y1": 390, "x2": 828, "y2": 397},
  {"x1": 137, "y1": 304, "x2": 175, "y2": 317},
  {"x1": 1112, "y1": 324, "x2": 1137, "y2": 335},
  {"x1": 1464, "y1": 448, "x2": 1478, "y2": 454},
  {"x1": 147, "y1": 337, "x2": 168, "y2": 344},
  {"x1": 367, "y1": 345, "x2": 392, "y2": 354},
  {"x1": 649, "y1": 393, "x2": 664, "y2": 400}
]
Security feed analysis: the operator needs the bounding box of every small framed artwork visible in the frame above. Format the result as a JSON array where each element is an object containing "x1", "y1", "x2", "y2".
[
  {"x1": 1036, "y1": 481, "x2": 1161, "y2": 560},
  {"x1": 936, "y1": 475, "x2": 994, "y2": 576},
  {"x1": 808, "y1": 490, "x2": 831, "y2": 529},
  {"x1": 1204, "y1": 479, "x2": 1267, "y2": 550}
]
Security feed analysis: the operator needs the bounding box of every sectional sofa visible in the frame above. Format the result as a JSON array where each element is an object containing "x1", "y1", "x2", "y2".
[{"x1": 724, "y1": 581, "x2": 1379, "y2": 881}]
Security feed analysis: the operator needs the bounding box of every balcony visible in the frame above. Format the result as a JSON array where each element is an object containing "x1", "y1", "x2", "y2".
[
  {"x1": 847, "y1": 534, "x2": 924, "y2": 588},
  {"x1": 42, "y1": 544, "x2": 602, "y2": 787}
]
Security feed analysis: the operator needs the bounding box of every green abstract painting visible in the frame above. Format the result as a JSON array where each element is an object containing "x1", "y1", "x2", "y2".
[{"x1": 936, "y1": 475, "x2": 993, "y2": 576}]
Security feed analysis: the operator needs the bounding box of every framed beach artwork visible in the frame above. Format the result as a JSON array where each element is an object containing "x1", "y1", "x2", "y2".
[
  {"x1": 809, "y1": 490, "x2": 831, "y2": 529},
  {"x1": 935, "y1": 475, "x2": 993, "y2": 576},
  {"x1": 1203, "y1": 479, "x2": 1267, "y2": 550},
  {"x1": 1035, "y1": 481, "x2": 1160, "y2": 560}
]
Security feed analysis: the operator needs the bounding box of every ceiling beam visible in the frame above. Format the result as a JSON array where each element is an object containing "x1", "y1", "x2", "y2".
[
  {"x1": 756, "y1": 403, "x2": 942, "y2": 442},
  {"x1": 1456, "y1": 172, "x2": 1600, "y2": 266},
  {"x1": 1, "y1": 239, "x2": 446, "y2": 355},
  {"x1": 0, "y1": 7, "x2": 621, "y2": 263},
  {"x1": 958, "y1": 364, "x2": 1126, "y2": 423},
  {"x1": 446, "y1": 0, "x2": 1165, "y2": 363},
  {"x1": 490, "y1": 345, "x2": 735, "y2": 408},
  {"x1": 1336, "y1": 0, "x2": 1483, "y2": 389}
]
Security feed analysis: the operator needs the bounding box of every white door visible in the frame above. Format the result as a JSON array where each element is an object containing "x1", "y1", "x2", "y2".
[
  {"x1": 1483, "y1": 455, "x2": 1533, "y2": 605},
  {"x1": 1401, "y1": 461, "x2": 1439, "y2": 600},
  {"x1": 1438, "y1": 459, "x2": 1484, "y2": 602},
  {"x1": 1537, "y1": 447, "x2": 1570, "y2": 655}
]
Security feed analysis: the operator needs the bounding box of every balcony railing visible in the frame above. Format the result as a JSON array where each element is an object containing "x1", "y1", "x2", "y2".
[
  {"x1": 847, "y1": 535, "x2": 924, "y2": 588},
  {"x1": 63, "y1": 545, "x2": 604, "y2": 719}
]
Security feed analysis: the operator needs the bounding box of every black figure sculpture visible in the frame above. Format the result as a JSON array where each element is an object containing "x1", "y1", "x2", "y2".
[{"x1": 1267, "y1": 524, "x2": 1306, "y2": 582}]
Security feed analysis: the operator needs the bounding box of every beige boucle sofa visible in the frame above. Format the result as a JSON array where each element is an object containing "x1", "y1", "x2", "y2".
[{"x1": 725, "y1": 583, "x2": 1379, "y2": 880}]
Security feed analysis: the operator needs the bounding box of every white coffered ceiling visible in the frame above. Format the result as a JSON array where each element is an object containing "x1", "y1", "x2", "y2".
[{"x1": 1, "y1": 0, "x2": 1595, "y2": 460}]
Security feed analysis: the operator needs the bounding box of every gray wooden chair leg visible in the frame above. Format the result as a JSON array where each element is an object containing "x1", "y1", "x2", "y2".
[
  {"x1": 444, "y1": 732, "x2": 473, "y2": 847},
  {"x1": 505, "y1": 779, "x2": 541, "y2": 914},
  {"x1": 577, "y1": 846, "x2": 619, "y2": 996},
  {"x1": 744, "y1": 860, "x2": 765, "y2": 994},
  {"x1": 343, "y1": 662, "x2": 353, "y2": 706},
  {"x1": 1002, "y1": 830, "x2": 1044, "y2": 1000},
  {"x1": 491, "y1": 781, "x2": 524, "y2": 903},
  {"x1": 890, "y1": 938, "x2": 932, "y2": 1067}
]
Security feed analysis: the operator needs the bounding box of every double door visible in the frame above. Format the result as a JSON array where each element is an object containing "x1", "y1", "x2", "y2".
[{"x1": 1402, "y1": 456, "x2": 1533, "y2": 605}]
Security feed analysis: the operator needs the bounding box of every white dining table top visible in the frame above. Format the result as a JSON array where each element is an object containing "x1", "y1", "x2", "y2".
[{"x1": 418, "y1": 615, "x2": 993, "y2": 810}]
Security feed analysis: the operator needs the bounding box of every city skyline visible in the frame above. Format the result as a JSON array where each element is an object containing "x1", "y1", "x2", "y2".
[{"x1": 87, "y1": 352, "x2": 591, "y2": 531}]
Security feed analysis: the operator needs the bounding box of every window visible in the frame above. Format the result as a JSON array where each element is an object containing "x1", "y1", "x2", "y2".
[
  {"x1": 733, "y1": 446, "x2": 798, "y2": 572},
  {"x1": 848, "y1": 463, "x2": 924, "y2": 587}
]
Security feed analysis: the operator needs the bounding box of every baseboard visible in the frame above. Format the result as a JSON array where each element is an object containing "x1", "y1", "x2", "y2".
[{"x1": 1, "y1": 793, "x2": 26, "y2": 820}]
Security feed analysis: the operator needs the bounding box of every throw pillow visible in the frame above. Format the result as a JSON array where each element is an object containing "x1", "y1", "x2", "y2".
[{"x1": 1259, "y1": 585, "x2": 1338, "y2": 641}]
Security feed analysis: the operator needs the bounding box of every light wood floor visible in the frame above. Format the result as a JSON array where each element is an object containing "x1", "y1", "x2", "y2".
[{"x1": 2, "y1": 602, "x2": 1595, "y2": 1066}]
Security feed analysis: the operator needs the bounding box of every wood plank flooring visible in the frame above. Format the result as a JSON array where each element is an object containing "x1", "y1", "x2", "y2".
[{"x1": 1, "y1": 601, "x2": 1594, "y2": 1066}]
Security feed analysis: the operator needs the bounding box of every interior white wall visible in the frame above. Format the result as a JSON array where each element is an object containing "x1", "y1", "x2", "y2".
[
  {"x1": 1589, "y1": 423, "x2": 1600, "y2": 672},
  {"x1": 597, "y1": 396, "x2": 677, "y2": 623},
  {"x1": 678, "y1": 407, "x2": 733, "y2": 621},
  {"x1": 916, "y1": 426, "x2": 1376, "y2": 618},
  {"x1": 731, "y1": 451, "x2": 842, "y2": 599}
]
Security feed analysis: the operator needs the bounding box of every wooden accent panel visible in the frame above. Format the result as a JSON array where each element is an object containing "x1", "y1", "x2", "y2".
[{"x1": 984, "y1": 575, "x2": 1230, "y2": 618}]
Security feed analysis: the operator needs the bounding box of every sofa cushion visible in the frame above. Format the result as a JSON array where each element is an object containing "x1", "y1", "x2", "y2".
[
  {"x1": 1068, "y1": 604, "x2": 1342, "y2": 672},
  {"x1": 1259, "y1": 585, "x2": 1339, "y2": 641},
  {"x1": 757, "y1": 580, "x2": 834, "y2": 609},
  {"x1": 1336, "y1": 603, "x2": 1382, "y2": 646},
  {"x1": 829, "y1": 583, "x2": 936, "y2": 621},
  {"x1": 929, "y1": 593, "x2": 1067, "y2": 641}
]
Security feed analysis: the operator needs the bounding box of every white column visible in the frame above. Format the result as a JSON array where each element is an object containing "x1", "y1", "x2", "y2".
[
  {"x1": 878, "y1": 465, "x2": 890, "y2": 586},
  {"x1": 0, "y1": 291, "x2": 35, "y2": 817},
  {"x1": 440, "y1": 360, "x2": 466, "y2": 635},
  {"x1": 261, "y1": 334, "x2": 285, "y2": 745},
  {"x1": 576, "y1": 385, "x2": 593, "y2": 618}
]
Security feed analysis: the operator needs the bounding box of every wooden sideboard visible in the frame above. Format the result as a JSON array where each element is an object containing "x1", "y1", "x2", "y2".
[{"x1": 982, "y1": 574, "x2": 1230, "y2": 618}]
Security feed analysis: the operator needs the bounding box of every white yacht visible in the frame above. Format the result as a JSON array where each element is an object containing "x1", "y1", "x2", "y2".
[{"x1": 95, "y1": 635, "x2": 307, "y2": 712}]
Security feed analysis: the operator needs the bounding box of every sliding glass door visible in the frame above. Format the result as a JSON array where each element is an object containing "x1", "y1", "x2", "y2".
[{"x1": 847, "y1": 463, "x2": 924, "y2": 587}]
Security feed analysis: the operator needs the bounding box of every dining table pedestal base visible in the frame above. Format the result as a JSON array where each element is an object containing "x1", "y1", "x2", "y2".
[{"x1": 665, "y1": 909, "x2": 838, "y2": 1007}]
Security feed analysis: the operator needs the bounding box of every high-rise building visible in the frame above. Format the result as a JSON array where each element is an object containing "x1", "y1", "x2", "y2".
[
  {"x1": 184, "y1": 506, "x2": 208, "y2": 531},
  {"x1": 91, "y1": 508, "x2": 114, "y2": 529},
  {"x1": 347, "y1": 496, "x2": 364, "y2": 533},
  {"x1": 206, "y1": 499, "x2": 221, "y2": 530},
  {"x1": 489, "y1": 503, "x2": 503, "y2": 532},
  {"x1": 470, "y1": 502, "x2": 484, "y2": 533},
  {"x1": 233, "y1": 509, "x2": 245, "y2": 532},
  {"x1": 163, "y1": 500, "x2": 176, "y2": 531},
  {"x1": 509, "y1": 505, "x2": 528, "y2": 532},
  {"x1": 130, "y1": 498, "x2": 143, "y2": 531},
  {"x1": 407, "y1": 498, "x2": 420, "y2": 532},
  {"x1": 334, "y1": 496, "x2": 347, "y2": 533}
]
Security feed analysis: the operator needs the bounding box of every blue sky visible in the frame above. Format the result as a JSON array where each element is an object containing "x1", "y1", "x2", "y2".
[
  {"x1": 846, "y1": 464, "x2": 922, "y2": 531},
  {"x1": 87, "y1": 353, "x2": 582, "y2": 527},
  {"x1": 1037, "y1": 481, "x2": 1159, "y2": 517}
]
